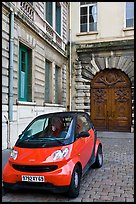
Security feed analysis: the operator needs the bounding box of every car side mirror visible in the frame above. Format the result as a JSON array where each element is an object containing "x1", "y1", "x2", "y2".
[
  {"x1": 18, "y1": 134, "x2": 22, "y2": 138},
  {"x1": 78, "y1": 131, "x2": 90, "y2": 138},
  {"x1": 19, "y1": 132, "x2": 24, "y2": 138}
]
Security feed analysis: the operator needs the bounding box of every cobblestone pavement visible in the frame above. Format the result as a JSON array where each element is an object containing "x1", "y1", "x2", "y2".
[{"x1": 2, "y1": 133, "x2": 134, "y2": 202}]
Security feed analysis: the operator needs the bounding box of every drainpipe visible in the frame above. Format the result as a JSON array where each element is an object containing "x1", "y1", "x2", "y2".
[
  {"x1": 8, "y1": 9, "x2": 14, "y2": 148},
  {"x1": 69, "y1": 2, "x2": 72, "y2": 111}
]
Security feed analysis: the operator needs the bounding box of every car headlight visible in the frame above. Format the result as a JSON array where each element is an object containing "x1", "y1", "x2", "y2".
[
  {"x1": 10, "y1": 149, "x2": 18, "y2": 160},
  {"x1": 53, "y1": 147, "x2": 69, "y2": 160}
]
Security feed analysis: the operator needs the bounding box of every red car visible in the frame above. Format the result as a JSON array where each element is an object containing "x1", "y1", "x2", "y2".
[{"x1": 3, "y1": 111, "x2": 103, "y2": 198}]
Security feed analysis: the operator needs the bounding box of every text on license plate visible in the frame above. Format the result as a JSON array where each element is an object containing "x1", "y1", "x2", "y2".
[{"x1": 22, "y1": 175, "x2": 45, "y2": 182}]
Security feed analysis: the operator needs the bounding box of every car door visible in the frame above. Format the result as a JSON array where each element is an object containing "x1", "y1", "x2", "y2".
[{"x1": 75, "y1": 114, "x2": 94, "y2": 168}]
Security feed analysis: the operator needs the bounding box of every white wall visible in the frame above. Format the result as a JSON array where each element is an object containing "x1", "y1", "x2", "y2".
[
  {"x1": 71, "y1": 2, "x2": 134, "y2": 43},
  {"x1": 2, "y1": 105, "x2": 66, "y2": 150}
]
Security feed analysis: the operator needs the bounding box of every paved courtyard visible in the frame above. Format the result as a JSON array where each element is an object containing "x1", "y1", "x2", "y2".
[{"x1": 2, "y1": 132, "x2": 134, "y2": 202}]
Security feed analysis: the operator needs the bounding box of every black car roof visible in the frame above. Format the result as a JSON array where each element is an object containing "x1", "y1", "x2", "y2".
[{"x1": 36, "y1": 111, "x2": 90, "y2": 118}]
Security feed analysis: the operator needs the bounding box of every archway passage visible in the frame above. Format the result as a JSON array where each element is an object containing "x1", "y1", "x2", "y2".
[{"x1": 90, "y1": 69, "x2": 132, "y2": 132}]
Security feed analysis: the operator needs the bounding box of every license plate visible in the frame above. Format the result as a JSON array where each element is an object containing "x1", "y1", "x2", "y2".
[{"x1": 22, "y1": 175, "x2": 45, "y2": 182}]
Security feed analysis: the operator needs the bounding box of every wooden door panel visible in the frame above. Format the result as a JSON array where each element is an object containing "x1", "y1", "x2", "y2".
[
  {"x1": 110, "y1": 88, "x2": 131, "y2": 131},
  {"x1": 91, "y1": 89, "x2": 108, "y2": 131}
]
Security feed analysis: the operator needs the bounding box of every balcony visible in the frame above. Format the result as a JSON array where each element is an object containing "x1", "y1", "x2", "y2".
[
  {"x1": 45, "y1": 21, "x2": 62, "y2": 48},
  {"x1": 18, "y1": 2, "x2": 64, "y2": 51},
  {"x1": 20, "y1": 2, "x2": 34, "y2": 21}
]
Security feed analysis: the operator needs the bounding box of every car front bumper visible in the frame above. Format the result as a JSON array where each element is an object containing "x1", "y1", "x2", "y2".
[{"x1": 2, "y1": 159, "x2": 75, "y2": 192}]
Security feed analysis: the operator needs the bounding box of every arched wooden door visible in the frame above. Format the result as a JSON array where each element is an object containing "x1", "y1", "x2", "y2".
[{"x1": 91, "y1": 69, "x2": 132, "y2": 132}]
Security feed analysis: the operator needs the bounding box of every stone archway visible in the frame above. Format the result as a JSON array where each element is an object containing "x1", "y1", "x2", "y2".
[
  {"x1": 74, "y1": 51, "x2": 134, "y2": 132},
  {"x1": 90, "y1": 68, "x2": 132, "y2": 132}
]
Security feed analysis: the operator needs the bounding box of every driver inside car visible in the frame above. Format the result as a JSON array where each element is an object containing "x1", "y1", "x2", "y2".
[
  {"x1": 50, "y1": 117, "x2": 66, "y2": 138},
  {"x1": 77, "y1": 118, "x2": 84, "y2": 134}
]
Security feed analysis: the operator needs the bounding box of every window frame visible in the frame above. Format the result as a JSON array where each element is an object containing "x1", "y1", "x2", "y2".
[
  {"x1": 125, "y1": 2, "x2": 134, "y2": 28},
  {"x1": 55, "y1": 2, "x2": 62, "y2": 36},
  {"x1": 18, "y1": 43, "x2": 32, "y2": 102},
  {"x1": 55, "y1": 65, "x2": 61, "y2": 104},
  {"x1": 45, "y1": 59, "x2": 52, "y2": 103},
  {"x1": 19, "y1": 44, "x2": 28, "y2": 101},
  {"x1": 44, "y1": 2, "x2": 62, "y2": 37},
  {"x1": 45, "y1": 2, "x2": 53, "y2": 26},
  {"x1": 80, "y1": 2, "x2": 97, "y2": 33}
]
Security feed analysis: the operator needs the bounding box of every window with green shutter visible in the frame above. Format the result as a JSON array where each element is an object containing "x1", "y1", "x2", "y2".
[
  {"x1": 19, "y1": 43, "x2": 32, "y2": 102},
  {"x1": 55, "y1": 65, "x2": 61, "y2": 104},
  {"x1": 45, "y1": 60, "x2": 52, "y2": 103},
  {"x1": 46, "y1": 2, "x2": 53, "y2": 26},
  {"x1": 56, "y1": 3, "x2": 61, "y2": 35}
]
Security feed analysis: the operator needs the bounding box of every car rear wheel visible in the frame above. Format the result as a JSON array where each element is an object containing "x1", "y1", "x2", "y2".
[
  {"x1": 67, "y1": 165, "x2": 81, "y2": 198},
  {"x1": 92, "y1": 145, "x2": 103, "y2": 168}
]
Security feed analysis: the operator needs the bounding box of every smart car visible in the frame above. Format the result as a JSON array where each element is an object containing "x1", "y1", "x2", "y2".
[{"x1": 2, "y1": 111, "x2": 103, "y2": 198}]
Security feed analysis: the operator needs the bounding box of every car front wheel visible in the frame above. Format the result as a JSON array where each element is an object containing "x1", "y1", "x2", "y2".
[{"x1": 67, "y1": 165, "x2": 81, "y2": 198}]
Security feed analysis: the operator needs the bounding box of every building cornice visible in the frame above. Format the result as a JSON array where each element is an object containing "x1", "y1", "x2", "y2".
[{"x1": 76, "y1": 39, "x2": 134, "y2": 53}]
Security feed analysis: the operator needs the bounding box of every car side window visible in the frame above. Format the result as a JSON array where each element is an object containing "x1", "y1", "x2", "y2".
[
  {"x1": 81, "y1": 116, "x2": 90, "y2": 132},
  {"x1": 76, "y1": 115, "x2": 90, "y2": 139}
]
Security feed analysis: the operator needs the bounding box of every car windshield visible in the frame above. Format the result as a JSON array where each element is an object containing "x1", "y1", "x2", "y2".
[{"x1": 15, "y1": 114, "x2": 75, "y2": 148}]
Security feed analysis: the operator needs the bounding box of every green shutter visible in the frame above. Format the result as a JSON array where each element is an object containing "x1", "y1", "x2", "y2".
[
  {"x1": 27, "y1": 52, "x2": 32, "y2": 102},
  {"x1": 56, "y1": 4, "x2": 61, "y2": 35},
  {"x1": 45, "y1": 60, "x2": 50, "y2": 102},
  {"x1": 55, "y1": 65, "x2": 59, "y2": 103},
  {"x1": 19, "y1": 44, "x2": 29, "y2": 101},
  {"x1": 46, "y1": 2, "x2": 53, "y2": 26}
]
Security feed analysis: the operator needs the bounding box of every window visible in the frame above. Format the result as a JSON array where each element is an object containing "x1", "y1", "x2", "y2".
[
  {"x1": 19, "y1": 43, "x2": 32, "y2": 102},
  {"x1": 55, "y1": 65, "x2": 61, "y2": 104},
  {"x1": 77, "y1": 115, "x2": 90, "y2": 132},
  {"x1": 27, "y1": 118, "x2": 46, "y2": 136},
  {"x1": 56, "y1": 2, "x2": 61, "y2": 35},
  {"x1": 126, "y1": 2, "x2": 134, "y2": 28},
  {"x1": 80, "y1": 2, "x2": 97, "y2": 32},
  {"x1": 45, "y1": 60, "x2": 52, "y2": 103},
  {"x1": 75, "y1": 115, "x2": 90, "y2": 139},
  {"x1": 45, "y1": 2, "x2": 62, "y2": 36},
  {"x1": 45, "y1": 2, "x2": 53, "y2": 26}
]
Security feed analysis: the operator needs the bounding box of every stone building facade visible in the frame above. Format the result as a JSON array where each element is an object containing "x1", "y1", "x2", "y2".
[
  {"x1": 2, "y1": 2, "x2": 69, "y2": 149},
  {"x1": 2, "y1": 2, "x2": 134, "y2": 150},
  {"x1": 70, "y1": 2, "x2": 134, "y2": 132}
]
